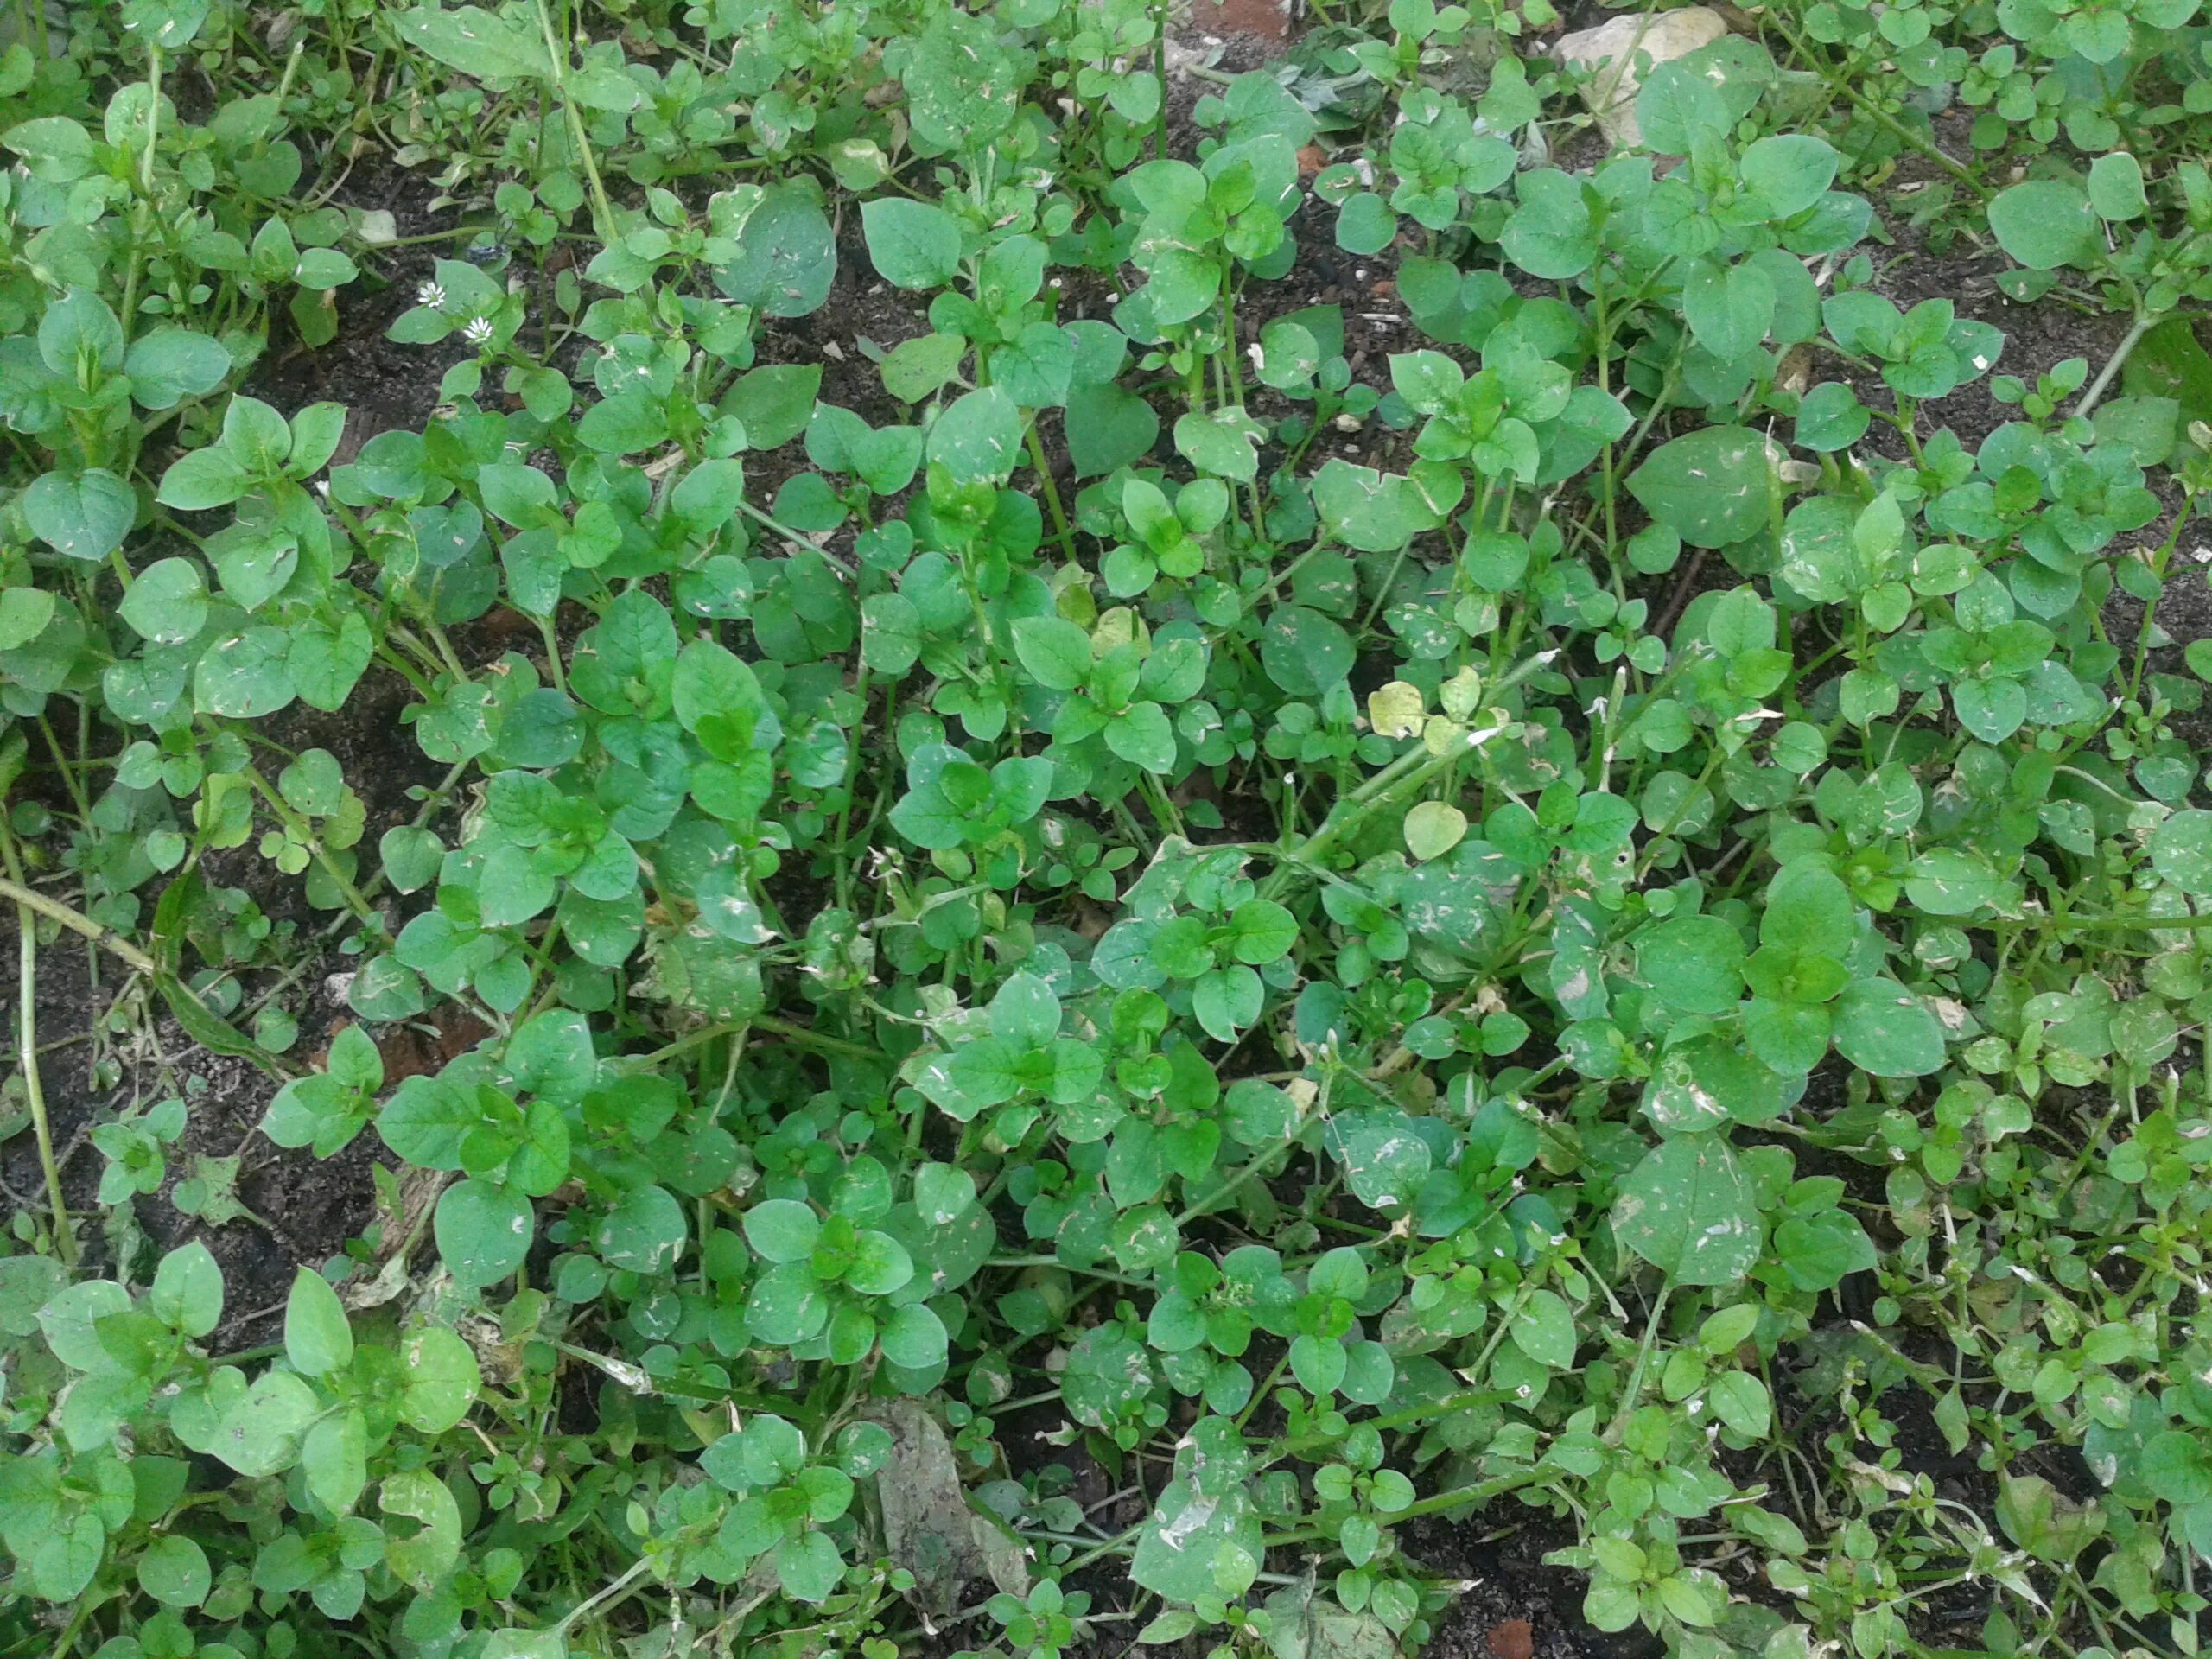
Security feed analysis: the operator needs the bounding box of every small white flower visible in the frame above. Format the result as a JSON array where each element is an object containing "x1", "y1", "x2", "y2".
[
  {"x1": 462, "y1": 315, "x2": 493, "y2": 345},
  {"x1": 416, "y1": 279, "x2": 447, "y2": 308}
]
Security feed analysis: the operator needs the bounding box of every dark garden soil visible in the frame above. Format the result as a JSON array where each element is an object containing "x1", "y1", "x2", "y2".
[
  {"x1": 4, "y1": 19, "x2": 2210, "y2": 1656},
  {"x1": 0, "y1": 939, "x2": 375, "y2": 1345},
  {"x1": 1413, "y1": 1515, "x2": 1664, "y2": 1659},
  {"x1": 254, "y1": 165, "x2": 477, "y2": 462}
]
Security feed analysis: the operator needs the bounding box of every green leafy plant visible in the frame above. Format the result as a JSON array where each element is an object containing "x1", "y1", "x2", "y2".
[{"x1": 3, "y1": 4, "x2": 2212, "y2": 1659}]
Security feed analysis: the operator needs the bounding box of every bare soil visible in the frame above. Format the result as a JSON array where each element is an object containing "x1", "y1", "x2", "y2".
[{"x1": 1411, "y1": 1510, "x2": 1663, "y2": 1659}]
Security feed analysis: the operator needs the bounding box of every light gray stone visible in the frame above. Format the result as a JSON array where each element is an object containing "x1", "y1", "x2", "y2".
[{"x1": 1556, "y1": 7, "x2": 1731, "y2": 149}]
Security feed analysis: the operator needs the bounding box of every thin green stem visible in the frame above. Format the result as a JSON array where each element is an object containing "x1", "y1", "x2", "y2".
[
  {"x1": 0, "y1": 875, "x2": 160, "y2": 976},
  {"x1": 1025, "y1": 419, "x2": 1080, "y2": 563},
  {"x1": 2074, "y1": 308, "x2": 2162, "y2": 420},
  {"x1": 529, "y1": 0, "x2": 620, "y2": 240},
  {"x1": 1764, "y1": 14, "x2": 1993, "y2": 201},
  {"x1": 2041, "y1": 908, "x2": 2212, "y2": 931},
  {"x1": 555, "y1": 1554, "x2": 654, "y2": 1635},
  {"x1": 236, "y1": 760, "x2": 382, "y2": 930},
  {"x1": 1, "y1": 831, "x2": 75, "y2": 1264}
]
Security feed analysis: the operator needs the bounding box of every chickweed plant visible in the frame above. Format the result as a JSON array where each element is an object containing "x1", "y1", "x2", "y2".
[{"x1": 0, "y1": 3, "x2": 2209, "y2": 1659}]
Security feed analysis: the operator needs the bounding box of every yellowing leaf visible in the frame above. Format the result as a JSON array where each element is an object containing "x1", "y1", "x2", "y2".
[
  {"x1": 1366, "y1": 680, "x2": 1426, "y2": 738},
  {"x1": 1404, "y1": 801, "x2": 1467, "y2": 861}
]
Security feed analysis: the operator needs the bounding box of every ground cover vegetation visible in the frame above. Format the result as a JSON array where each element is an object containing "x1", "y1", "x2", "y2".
[{"x1": 0, "y1": 0, "x2": 2209, "y2": 1656}]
